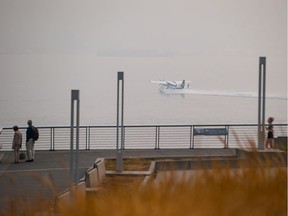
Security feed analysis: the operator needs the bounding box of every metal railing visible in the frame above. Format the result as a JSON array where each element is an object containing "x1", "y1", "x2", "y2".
[{"x1": 0, "y1": 124, "x2": 287, "y2": 151}]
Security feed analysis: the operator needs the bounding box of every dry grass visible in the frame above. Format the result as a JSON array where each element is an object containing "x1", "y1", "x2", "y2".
[
  {"x1": 101, "y1": 158, "x2": 152, "y2": 190},
  {"x1": 100, "y1": 175, "x2": 145, "y2": 191},
  {"x1": 57, "y1": 163, "x2": 287, "y2": 216},
  {"x1": 105, "y1": 158, "x2": 153, "y2": 171},
  {"x1": 2, "y1": 153, "x2": 287, "y2": 216}
]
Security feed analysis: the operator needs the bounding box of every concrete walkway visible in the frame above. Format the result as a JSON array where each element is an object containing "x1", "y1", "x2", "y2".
[{"x1": 0, "y1": 149, "x2": 236, "y2": 208}]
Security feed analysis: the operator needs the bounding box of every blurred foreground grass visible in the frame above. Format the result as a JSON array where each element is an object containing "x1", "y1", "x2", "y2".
[{"x1": 2, "y1": 154, "x2": 287, "y2": 216}]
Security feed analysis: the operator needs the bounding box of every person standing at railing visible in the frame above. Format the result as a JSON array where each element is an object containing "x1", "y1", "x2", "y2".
[
  {"x1": 12, "y1": 126, "x2": 22, "y2": 163},
  {"x1": 26, "y1": 120, "x2": 35, "y2": 162},
  {"x1": 265, "y1": 117, "x2": 274, "y2": 149}
]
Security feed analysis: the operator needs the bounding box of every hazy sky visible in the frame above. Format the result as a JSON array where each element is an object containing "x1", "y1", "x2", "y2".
[
  {"x1": 0, "y1": 0, "x2": 286, "y2": 57},
  {"x1": 0, "y1": 0, "x2": 287, "y2": 126}
]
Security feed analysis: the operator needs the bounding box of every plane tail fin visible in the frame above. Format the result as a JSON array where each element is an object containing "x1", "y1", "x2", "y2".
[{"x1": 180, "y1": 80, "x2": 185, "y2": 88}]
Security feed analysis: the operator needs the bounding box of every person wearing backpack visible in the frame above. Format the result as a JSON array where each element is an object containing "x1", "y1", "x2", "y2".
[{"x1": 26, "y1": 120, "x2": 35, "y2": 162}]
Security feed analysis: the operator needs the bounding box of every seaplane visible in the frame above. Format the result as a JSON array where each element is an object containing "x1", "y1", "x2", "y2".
[
  {"x1": 150, "y1": 80, "x2": 190, "y2": 89},
  {"x1": 149, "y1": 80, "x2": 191, "y2": 94}
]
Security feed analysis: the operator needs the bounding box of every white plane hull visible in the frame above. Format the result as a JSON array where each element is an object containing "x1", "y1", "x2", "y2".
[{"x1": 159, "y1": 88, "x2": 190, "y2": 95}]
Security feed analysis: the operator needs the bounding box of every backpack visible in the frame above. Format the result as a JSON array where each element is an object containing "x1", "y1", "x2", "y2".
[{"x1": 32, "y1": 126, "x2": 39, "y2": 141}]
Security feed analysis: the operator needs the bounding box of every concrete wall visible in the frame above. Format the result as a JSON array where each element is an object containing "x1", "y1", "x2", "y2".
[{"x1": 55, "y1": 158, "x2": 106, "y2": 211}]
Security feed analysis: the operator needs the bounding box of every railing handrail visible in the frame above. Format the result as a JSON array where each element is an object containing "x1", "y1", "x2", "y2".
[
  {"x1": 0, "y1": 124, "x2": 287, "y2": 151},
  {"x1": 2, "y1": 123, "x2": 287, "y2": 129}
]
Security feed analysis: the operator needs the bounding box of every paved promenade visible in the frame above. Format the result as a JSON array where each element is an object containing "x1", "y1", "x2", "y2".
[
  {"x1": 0, "y1": 148, "x2": 285, "y2": 213},
  {"x1": 0, "y1": 149, "x2": 236, "y2": 209}
]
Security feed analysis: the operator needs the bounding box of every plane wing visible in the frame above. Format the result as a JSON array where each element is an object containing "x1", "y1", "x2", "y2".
[
  {"x1": 150, "y1": 80, "x2": 191, "y2": 84},
  {"x1": 149, "y1": 80, "x2": 169, "y2": 85}
]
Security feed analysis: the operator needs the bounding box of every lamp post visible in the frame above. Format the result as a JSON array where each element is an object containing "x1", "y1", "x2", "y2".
[
  {"x1": 258, "y1": 57, "x2": 266, "y2": 150},
  {"x1": 116, "y1": 72, "x2": 124, "y2": 172},
  {"x1": 70, "y1": 89, "x2": 80, "y2": 183}
]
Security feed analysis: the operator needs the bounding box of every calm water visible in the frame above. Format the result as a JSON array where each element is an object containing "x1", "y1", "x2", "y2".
[{"x1": 0, "y1": 55, "x2": 287, "y2": 127}]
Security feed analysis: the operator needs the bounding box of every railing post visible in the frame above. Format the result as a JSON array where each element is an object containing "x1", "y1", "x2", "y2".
[
  {"x1": 50, "y1": 128, "x2": 53, "y2": 151},
  {"x1": 192, "y1": 125, "x2": 195, "y2": 149},
  {"x1": 189, "y1": 125, "x2": 193, "y2": 149},
  {"x1": 225, "y1": 125, "x2": 229, "y2": 148},
  {"x1": 155, "y1": 126, "x2": 160, "y2": 149},
  {"x1": 86, "y1": 126, "x2": 90, "y2": 150},
  {"x1": 155, "y1": 127, "x2": 158, "y2": 149},
  {"x1": 53, "y1": 127, "x2": 55, "y2": 150},
  {"x1": 158, "y1": 126, "x2": 160, "y2": 149},
  {"x1": 123, "y1": 126, "x2": 126, "y2": 150}
]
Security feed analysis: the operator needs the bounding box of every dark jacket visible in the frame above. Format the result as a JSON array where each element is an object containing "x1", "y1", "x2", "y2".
[{"x1": 26, "y1": 125, "x2": 33, "y2": 142}]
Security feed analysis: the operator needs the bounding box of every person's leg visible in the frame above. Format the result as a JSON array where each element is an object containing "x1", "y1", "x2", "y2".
[
  {"x1": 265, "y1": 139, "x2": 269, "y2": 148},
  {"x1": 26, "y1": 139, "x2": 33, "y2": 161},
  {"x1": 15, "y1": 149, "x2": 19, "y2": 163},
  {"x1": 31, "y1": 140, "x2": 35, "y2": 160},
  {"x1": 14, "y1": 149, "x2": 17, "y2": 163},
  {"x1": 267, "y1": 139, "x2": 273, "y2": 148},
  {"x1": 26, "y1": 141, "x2": 30, "y2": 160},
  {"x1": 270, "y1": 139, "x2": 274, "y2": 149}
]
